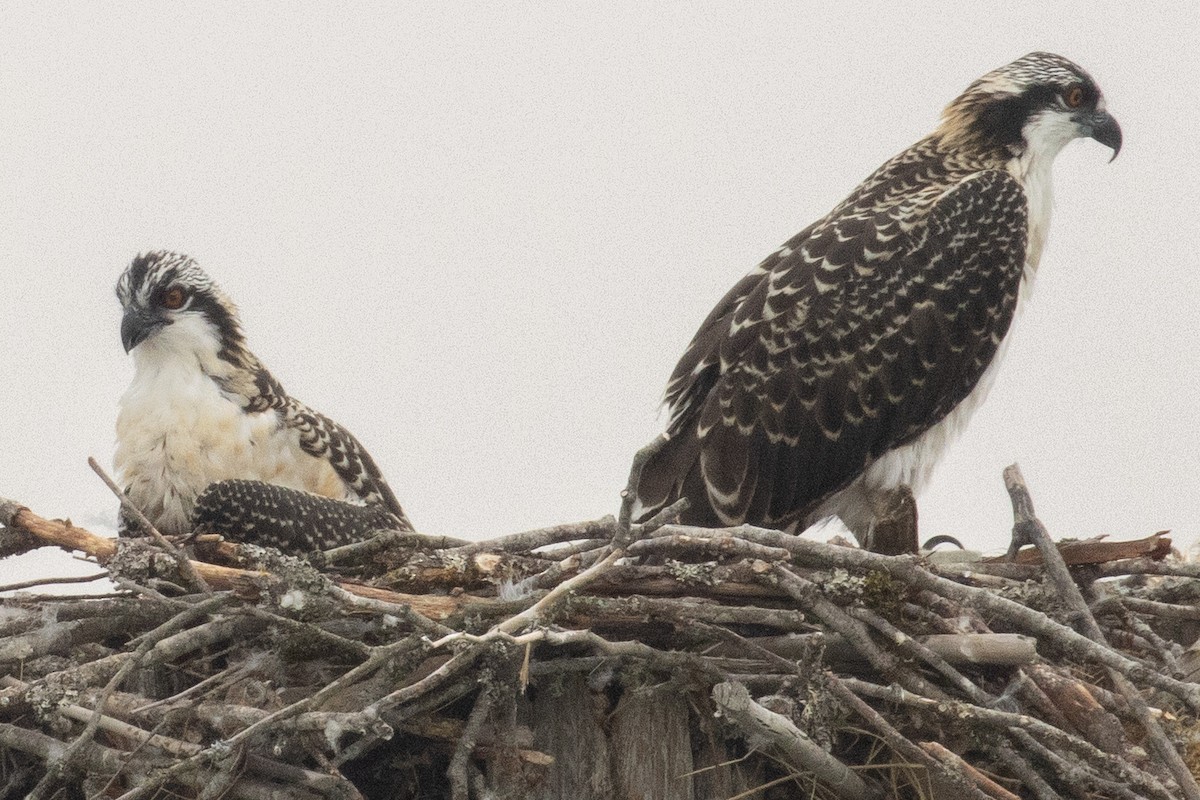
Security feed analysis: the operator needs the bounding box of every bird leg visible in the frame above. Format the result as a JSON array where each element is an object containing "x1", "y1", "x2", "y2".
[{"x1": 865, "y1": 484, "x2": 919, "y2": 555}]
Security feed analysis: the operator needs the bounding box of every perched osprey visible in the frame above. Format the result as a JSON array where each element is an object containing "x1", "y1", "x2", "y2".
[
  {"x1": 635, "y1": 53, "x2": 1120, "y2": 551},
  {"x1": 114, "y1": 251, "x2": 410, "y2": 540}
]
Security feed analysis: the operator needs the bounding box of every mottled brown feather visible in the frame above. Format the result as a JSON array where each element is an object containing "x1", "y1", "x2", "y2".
[{"x1": 638, "y1": 145, "x2": 1028, "y2": 529}]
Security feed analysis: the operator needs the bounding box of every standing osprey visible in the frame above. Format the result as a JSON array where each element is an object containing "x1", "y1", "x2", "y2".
[
  {"x1": 114, "y1": 251, "x2": 411, "y2": 541},
  {"x1": 635, "y1": 53, "x2": 1120, "y2": 551}
]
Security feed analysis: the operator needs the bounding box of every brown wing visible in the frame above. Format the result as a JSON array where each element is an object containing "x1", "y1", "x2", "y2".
[
  {"x1": 283, "y1": 401, "x2": 412, "y2": 526},
  {"x1": 637, "y1": 167, "x2": 1028, "y2": 528},
  {"x1": 235, "y1": 359, "x2": 411, "y2": 526},
  {"x1": 193, "y1": 479, "x2": 409, "y2": 553}
]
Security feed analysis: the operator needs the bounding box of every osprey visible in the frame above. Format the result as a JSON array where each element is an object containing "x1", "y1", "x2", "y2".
[
  {"x1": 635, "y1": 52, "x2": 1120, "y2": 551},
  {"x1": 114, "y1": 251, "x2": 410, "y2": 540}
]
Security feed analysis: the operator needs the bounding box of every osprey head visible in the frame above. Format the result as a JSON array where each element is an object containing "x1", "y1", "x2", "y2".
[
  {"x1": 941, "y1": 52, "x2": 1121, "y2": 162},
  {"x1": 116, "y1": 251, "x2": 243, "y2": 356}
]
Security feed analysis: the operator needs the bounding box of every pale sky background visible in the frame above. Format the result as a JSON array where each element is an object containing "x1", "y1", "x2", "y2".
[{"x1": 2, "y1": 3, "x2": 1198, "y2": 588}]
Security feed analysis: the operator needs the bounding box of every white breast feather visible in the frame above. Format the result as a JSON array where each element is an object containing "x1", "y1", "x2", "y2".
[{"x1": 114, "y1": 317, "x2": 350, "y2": 534}]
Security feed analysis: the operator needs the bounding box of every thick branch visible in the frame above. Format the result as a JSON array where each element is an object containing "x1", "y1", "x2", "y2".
[
  {"x1": 0, "y1": 500, "x2": 490, "y2": 622},
  {"x1": 712, "y1": 681, "x2": 875, "y2": 800},
  {"x1": 1004, "y1": 463, "x2": 1199, "y2": 800}
]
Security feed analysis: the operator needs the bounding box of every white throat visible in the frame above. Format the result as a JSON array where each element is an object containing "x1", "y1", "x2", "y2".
[
  {"x1": 1007, "y1": 108, "x2": 1079, "y2": 281},
  {"x1": 129, "y1": 315, "x2": 231, "y2": 382}
]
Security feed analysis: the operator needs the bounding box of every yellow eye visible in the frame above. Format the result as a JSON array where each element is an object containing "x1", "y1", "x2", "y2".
[
  {"x1": 1064, "y1": 85, "x2": 1085, "y2": 109},
  {"x1": 161, "y1": 287, "x2": 187, "y2": 310}
]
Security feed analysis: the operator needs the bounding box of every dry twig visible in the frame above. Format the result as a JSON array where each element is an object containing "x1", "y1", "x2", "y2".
[{"x1": 2, "y1": 461, "x2": 1195, "y2": 799}]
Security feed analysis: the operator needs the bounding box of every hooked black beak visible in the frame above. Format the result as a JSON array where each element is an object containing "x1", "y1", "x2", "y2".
[
  {"x1": 121, "y1": 307, "x2": 166, "y2": 353},
  {"x1": 1086, "y1": 109, "x2": 1122, "y2": 162}
]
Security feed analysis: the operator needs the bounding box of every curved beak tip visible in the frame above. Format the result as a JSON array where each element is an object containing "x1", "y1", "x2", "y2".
[
  {"x1": 121, "y1": 308, "x2": 161, "y2": 353},
  {"x1": 1107, "y1": 138, "x2": 1121, "y2": 163},
  {"x1": 120, "y1": 320, "x2": 140, "y2": 354},
  {"x1": 1090, "y1": 111, "x2": 1122, "y2": 163}
]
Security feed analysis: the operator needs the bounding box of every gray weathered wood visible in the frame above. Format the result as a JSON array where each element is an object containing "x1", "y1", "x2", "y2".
[
  {"x1": 529, "y1": 675, "x2": 614, "y2": 800},
  {"x1": 713, "y1": 681, "x2": 876, "y2": 800},
  {"x1": 610, "y1": 685, "x2": 694, "y2": 800},
  {"x1": 691, "y1": 698, "x2": 764, "y2": 800}
]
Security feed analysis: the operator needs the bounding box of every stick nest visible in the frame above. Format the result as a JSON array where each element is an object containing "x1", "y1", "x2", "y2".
[{"x1": 1, "y1": 464, "x2": 1198, "y2": 800}]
